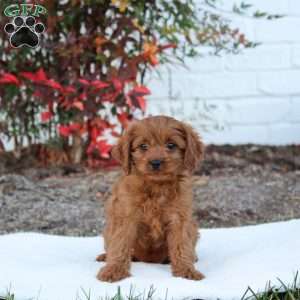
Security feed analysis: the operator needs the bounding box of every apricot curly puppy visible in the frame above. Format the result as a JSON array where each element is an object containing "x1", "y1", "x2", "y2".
[{"x1": 96, "y1": 115, "x2": 205, "y2": 282}]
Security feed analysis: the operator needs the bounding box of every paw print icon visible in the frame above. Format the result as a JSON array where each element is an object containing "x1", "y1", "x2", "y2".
[{"x1": 4, "y1": 16, "x2": 45, "y2": 48}]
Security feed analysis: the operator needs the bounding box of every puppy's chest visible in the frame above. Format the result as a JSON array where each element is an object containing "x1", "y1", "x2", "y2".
[
  {"x1": 141, "y1": 195, "x2": 166, "y2": 217},
  {"x1": 139, "y1": 195, "x2": 168, "y2": 240}
]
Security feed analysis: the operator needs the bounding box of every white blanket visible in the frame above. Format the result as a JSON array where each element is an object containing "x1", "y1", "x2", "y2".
[{"x1": 1, "y1": 220, "x2": 300, "y2": 300}]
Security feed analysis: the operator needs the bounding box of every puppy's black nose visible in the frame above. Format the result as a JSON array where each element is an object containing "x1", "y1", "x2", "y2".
[{"x1": 149, "y1": 159, "x2": 162, "y2": 170}]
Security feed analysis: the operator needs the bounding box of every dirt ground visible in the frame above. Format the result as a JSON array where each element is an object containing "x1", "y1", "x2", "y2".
[{"x1": 0, "y1": 145, "x2": 299, "y2": 236}]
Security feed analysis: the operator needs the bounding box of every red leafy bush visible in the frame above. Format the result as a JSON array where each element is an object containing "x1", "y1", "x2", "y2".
[
  {"x1": 0, "y1": 0, "x2": 279, "y2": 166},
  {"x1": 1, "y1": 67, "x2": 152, "y2": 164}
]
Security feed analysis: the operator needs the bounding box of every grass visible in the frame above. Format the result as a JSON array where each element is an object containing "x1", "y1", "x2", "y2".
[
  {"x1": 1, "y1": 290, "x2": 14, "y2": 300},
  {"x1": 242, "y1": 272, "x2": 300, "y2": 300},
  {"x1": 76, "y1": 286, "x2": 158, "y2": 300},
  {"x1": 1, "y1": 274, "x2": 299, "y2": 300}
]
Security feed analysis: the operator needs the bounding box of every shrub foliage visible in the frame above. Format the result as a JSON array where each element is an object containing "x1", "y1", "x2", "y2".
[{"x1": 0, "y1": 0, "x2": 279, "y2": 165}]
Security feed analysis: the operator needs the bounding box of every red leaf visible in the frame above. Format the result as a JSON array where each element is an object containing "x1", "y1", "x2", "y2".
[
  {"x1": 0, "y1": 73, "x2": 20, "y2": 85},
  {"x1": 41, "y1": 111, "x2": 53, "y2": 122},
  {"x1": 130, "y1": 85, "x2": 151, "y2": 96},
  {"x1": 20, "y1": 68, "x2": 61, "y2": 92},
  {"x1": 69, "y1": 123, "x2": 81, "y2": 132},
  {"x1": 126, "y1": 94, "x2": 147, "y2": 112},
  {"x1": 136, "y1": 96, "x2": 146, "y2": 112},
  {"x1": 102, "y1": 91, "x2": 118, "y2": 102},
  {"x1": 58, "y1": 125, "x2": 70, "y2": 137},
  {"x1": 20, "y1": 71, "x2": 37, "y2": 81},
  {"x1": 63, "y1": 86, "x2": 76, "y2": 94},
  {"x1": 91, "y1": 127, "x2": 100, "y2": 141},
  {"x1": 142, "y1": 42, "x2": 159, "y2": 66},
  {"x1": 112, "y1": 78, "x2": 123, "y2": 92},
  {"x1": 33, "y1": 90, "x2": 43, "y2": 97},
  {"x1": 125, "y1": 95, "x2": 133, "y2": 107},
  {"x1": 78, "y1": 79, "x2": 90, "y2": 85},
  {"x1": 60, "y1": 99, "x2": 72, "y2": 110},
  {"x1": 21, "y1": 68, "x2": 47, "y2": 82},
  {"x1": 92, "y1": 118, "x2": 111, "y2": 129},
  {"x1": 46, "y1": 79, "x2": 62, "y2": 90},
  {"x1": 73, "y1": 101, "x2": 84, "y2": 111},
  {"x1": 87, "y1": 139, "x2": 112, "y2": 157},
  {"x1": 149, "y1": 56, "x2": 159, "y2": 66},
  {"x1": 91, "y1": 80, "x2": 110, "y2": 90},
  {"x1": 36, "y1": 68, "x2": 47, "y2": 81},
  {"x1": 87, "y1": 143, "x2": 95, "y2": 155},
  {"x1": 79, "y1": 93, "x2": 87, "y2": 101},
  {"x1": 117, "y1": 112, "x2": 130, "y2": 127},
  {"x1": 96, "y1": 140, "x2": 112, "y2": 158}
]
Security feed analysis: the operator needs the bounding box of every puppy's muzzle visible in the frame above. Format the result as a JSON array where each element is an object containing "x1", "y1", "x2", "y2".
[{"x1": 149, "y1": 159, "x2": 163, "y2": 170}]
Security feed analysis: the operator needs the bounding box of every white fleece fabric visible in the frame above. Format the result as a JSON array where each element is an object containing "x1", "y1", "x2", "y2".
[{"x1": 0, "y1": 220, "x2": 300, "y2": 300}]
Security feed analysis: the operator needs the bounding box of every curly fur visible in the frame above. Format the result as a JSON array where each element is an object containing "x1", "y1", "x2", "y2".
[{"x1": 96, "y1": 115, "x2": 205, "y2": 282}]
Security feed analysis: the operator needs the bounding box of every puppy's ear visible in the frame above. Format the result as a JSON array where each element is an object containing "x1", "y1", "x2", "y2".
[
  {"x1": 111, "y1": 131, "x2": 132, "y2": 175},
  {"x1": 182, "y1": 123, "x2": 205, "y2": 173}
]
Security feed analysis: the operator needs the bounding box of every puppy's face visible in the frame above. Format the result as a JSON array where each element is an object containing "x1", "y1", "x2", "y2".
[{"x1": 112, "y1": 116, "x2": 204, "y2": 181}]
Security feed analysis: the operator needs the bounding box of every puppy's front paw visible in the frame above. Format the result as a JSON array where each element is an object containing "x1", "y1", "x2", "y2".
[
  {"x1": 173, "y1": 266, "x2": 205, "y2": 281},
  {"x1": 97, "y1": 264, "x2": 130, "y2": 282}
]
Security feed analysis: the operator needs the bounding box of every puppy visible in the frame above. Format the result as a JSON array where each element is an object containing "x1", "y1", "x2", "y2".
[{"x1": 96, "y1": 115, "x2": 205, "y2": 282}]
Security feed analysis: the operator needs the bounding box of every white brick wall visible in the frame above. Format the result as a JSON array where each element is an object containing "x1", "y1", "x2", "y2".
[{"x1": 146, "y1": 1, "x2": 300, "y2": 145}]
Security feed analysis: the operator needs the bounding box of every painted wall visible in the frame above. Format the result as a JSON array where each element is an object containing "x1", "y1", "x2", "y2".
[{"x1": 147, "y1": 0, "x2": 300, "y2": 145}]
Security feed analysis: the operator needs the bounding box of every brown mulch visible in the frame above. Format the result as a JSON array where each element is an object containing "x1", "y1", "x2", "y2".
[{"x1": 0, "y1": 145, "x2": 299, "y2": 236}]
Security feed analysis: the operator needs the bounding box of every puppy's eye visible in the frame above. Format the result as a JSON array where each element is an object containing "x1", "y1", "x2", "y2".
[
  {"x1": 166, "y1": 142, "x2": 177, "y2": 150},
  {"x1": 139, "y1": 144, "x2": 148, "y2": 151}
]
